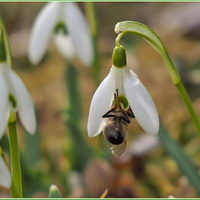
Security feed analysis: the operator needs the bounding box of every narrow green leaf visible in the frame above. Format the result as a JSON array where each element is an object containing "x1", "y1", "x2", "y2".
[
  {"x1": 65, "y1": 63, "x2": 83, "y2": 125},
  {"x1": 0, "y1": 28, "x2": 6, "y2": 61},
  {"x1": 84, "y1": 2, "x2": 101, "y2": 86},
  {"x1": 23, "y1": 126, "x2": 41, "y2": 172},
  {"x1": 158, "y1": 124, "x2": 200, "y2": 195},
  {"x1": 0, "y1": 18, "x2": 12, "y2": 66},
  {"x1": 64, "y1": 63, "x2": 94, "y2": 171}
]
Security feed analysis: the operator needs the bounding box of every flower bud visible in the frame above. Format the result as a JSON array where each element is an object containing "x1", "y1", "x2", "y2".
[
  {"x1": 112, "y1": 45, "x2": 127, "y2": 68},
  {"x1": 49, "y1": 185, "x2": 62, "y2": 198}
]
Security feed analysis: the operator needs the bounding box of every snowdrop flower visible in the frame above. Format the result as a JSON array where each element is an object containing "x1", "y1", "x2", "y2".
[
  {"x1": 88, "y1": 46, "x2": 159, "y2": 138},
  {"x1": 28, "y1": 2, "x2": 93, "y2": 66},
  {"x1": 0, "y1": 155, "x2": 11, "y2": 189},
  {"x1": 0, "y1": 62, "x2": 36, "y2": 139}
]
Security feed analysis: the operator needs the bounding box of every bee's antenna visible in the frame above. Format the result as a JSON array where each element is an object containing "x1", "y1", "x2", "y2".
[{"x1": 116, "y1": 89, "x2": 119, "y2": 96}]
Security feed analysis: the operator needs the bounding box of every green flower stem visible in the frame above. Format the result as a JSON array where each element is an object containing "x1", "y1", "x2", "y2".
[
  {"x1": 162, "y1": 51, "x2": 200, "y2": 134},
  {"x1": 84, "y1": 2, "x2": 101, "y2": 86},
  {"x1": 8, "y1": 112, "x2": 22, "y2": 198},
  {"x1": 0, "y1": 18, "x2": 12, "y2": 66},
  {"x1": 115, "y1": 21, "x2": 200, "y2": 137},
  {"x1": 9, "y1": 181, "x2": 20, "y2": 198},
  {"x1": 0, "y1": 28, "x2": 6, "y2": 61},
  {"x1": 175, "y1": 82, "x2": 200, "y2": 133}
]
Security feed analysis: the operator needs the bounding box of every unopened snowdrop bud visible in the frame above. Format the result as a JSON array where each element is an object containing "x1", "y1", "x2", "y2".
[
  {"x1": 49, "y1": 185, "x2": 62, "y2": 198},
  {"x1": 112, "y1": 45, "x2": 127, "y2": 68}
]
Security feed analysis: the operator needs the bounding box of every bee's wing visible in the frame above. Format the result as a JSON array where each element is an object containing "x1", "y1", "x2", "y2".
[
  {"x1": 98, "y1": 133, "x2": 112, "y2": 151},
  {"x1": 110, "y1": 142, "x2": 126, "y2": 157}
]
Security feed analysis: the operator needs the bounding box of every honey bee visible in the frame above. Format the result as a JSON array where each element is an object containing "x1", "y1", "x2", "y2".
[{"x1": 98, "y1": 89, "x2": 135, "y2": 157}]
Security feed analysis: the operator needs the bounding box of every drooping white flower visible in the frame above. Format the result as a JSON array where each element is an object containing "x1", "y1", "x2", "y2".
[
  {"x1": 28, "y1": 2, "x2": 93, "y2": 66},
  {"x1": 87, "y1": 46, "x2": 159, "y2": 138},
  {"x1": 0, "y1": 155, "x2": 11, "y2": 189},
  {"x1": 0, "y1": 62, "x2": 36, "y2": 139}
]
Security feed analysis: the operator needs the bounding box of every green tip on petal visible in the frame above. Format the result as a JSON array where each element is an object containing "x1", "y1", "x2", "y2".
[
  {"x1": 53, "y1": 21, "x2": 68, "y2": 35},
  {"x1": 9, "y1": 94, "x2": 17, "y2": 110},
  {"x1": 112, "y1": 45, "x2": 127, "y2": 68},
  {"x1": 118, "y1": 95, "x2": 129, "y2": 109}
]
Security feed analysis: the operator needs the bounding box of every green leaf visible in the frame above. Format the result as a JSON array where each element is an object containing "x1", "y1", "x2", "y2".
[
  {"x1": 65, "y1": 62, "x2": 83, "y2": 125},
  {"x1": 64, "y1": 62, "x2": 94, "y2": 171},
  {"x1": 0, "y1": 28, "x2": 6, "y2": 61},
  {"x1": 84, "y1": 2, "x2": 101, "y2": 86},
  {"x1": 158, "y1": 124, "x2": 200, "y2": 195},
  {"x1": 0, "y1": 18, "x2": 12, "y2": 66},
  {"x1": 23, "y1": 125, "x2": 41, "y2": 172}
]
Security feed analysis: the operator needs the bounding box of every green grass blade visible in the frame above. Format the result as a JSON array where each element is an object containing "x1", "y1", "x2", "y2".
[
  {"x1": 64, "y1": 63, "x2": 94, "y2": 171},
  {"x1": 159, "y1": 124, "x2": 200, "y2": 195}
]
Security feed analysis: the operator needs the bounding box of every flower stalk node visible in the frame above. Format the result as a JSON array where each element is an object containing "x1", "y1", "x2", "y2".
[{"x1": 112, "y1": 45, "x2": 127, "y2": 68}]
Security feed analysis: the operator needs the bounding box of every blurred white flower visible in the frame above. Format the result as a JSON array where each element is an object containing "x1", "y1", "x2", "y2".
[
  {"x1": 87, "y1": 65, "x2": 159, "y2": 137},
  {"x1": 0, "y1": 155, "x2": 11, "y2": 189},
  {"x1": 28, "y1": 2, "x2": 93, "y2": 66},
  {"x1": 0, "y1": 62, "x2": 36, "y2": 139}
]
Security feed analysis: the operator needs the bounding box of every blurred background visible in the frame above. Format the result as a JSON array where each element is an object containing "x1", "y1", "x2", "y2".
[{"x1": 1, "y1": 2, "x2": 200, "y2": 198}]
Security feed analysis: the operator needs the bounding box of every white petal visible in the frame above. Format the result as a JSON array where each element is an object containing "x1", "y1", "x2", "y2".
[
  {"x1": 62, "y1": 2, "x2": 93, "y2": 66},
  {"x1": 0, "y1": 156, "x2": 11, "y2": 189},
  {"x1": 0, "y1": 65, "x2": 9, "y2": 139},
  {"x1": 9, "y1": 70, "x2": 36, "y2": 134},
  {"x1": 123, "y1": 67, "x2": 159, "y2": 135},
  {"x1": 87, "y1": 68, "x2": 115, "y2": 137},
  {"x1": 28, "y1": 2, "x2": 60, "y2": 65},
  {"x1": 53, "y1": 32, "x2": 75, "y2": 59}
]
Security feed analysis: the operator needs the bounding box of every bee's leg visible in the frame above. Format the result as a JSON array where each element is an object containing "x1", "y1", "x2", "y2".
[
  {"x1": 126, "y1": 107, "x2": 135, "y2": 118},
  {"x1": 102, "y1": 107, "x2": 116, "y2": 118},
  {"x1": 121, "y1": 110, "x2": 131, "y2": 123}
]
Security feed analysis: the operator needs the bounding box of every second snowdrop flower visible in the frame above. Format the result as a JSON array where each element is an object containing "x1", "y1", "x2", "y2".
[
  {"x1": 87, "y1": 45, "x2": 159, "y2": 156},
  {"x1": 0, "y1": 62, "x2": 36, "y2": 138},
  {"x1": 28, "y1": 2, "x2": 93, "y2": 66}
]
